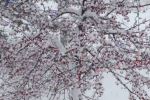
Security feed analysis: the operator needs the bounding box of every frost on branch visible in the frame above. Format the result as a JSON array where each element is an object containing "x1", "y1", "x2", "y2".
[{"x1": 0, "y1": 0, "x2": 150, "y2": 100}]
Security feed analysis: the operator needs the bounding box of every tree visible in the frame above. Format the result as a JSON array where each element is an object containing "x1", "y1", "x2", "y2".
[{"x1": 0, "y1": 0, "x2": 150, "y2": 100}]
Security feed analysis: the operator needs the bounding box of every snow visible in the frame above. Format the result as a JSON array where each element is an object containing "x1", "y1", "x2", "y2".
[
  {"x1": 51, "y1": 32, "x2": 66, "y2": 55},
  {"x1": 36, "y1": 1, "x2": 58, "y2": 11},
  {"x1": 82, "y1": 11, "x2": 99, "y2": 21},
  {"x1": 1, "y1": 0, "x2": 150, "y2": 100}
]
